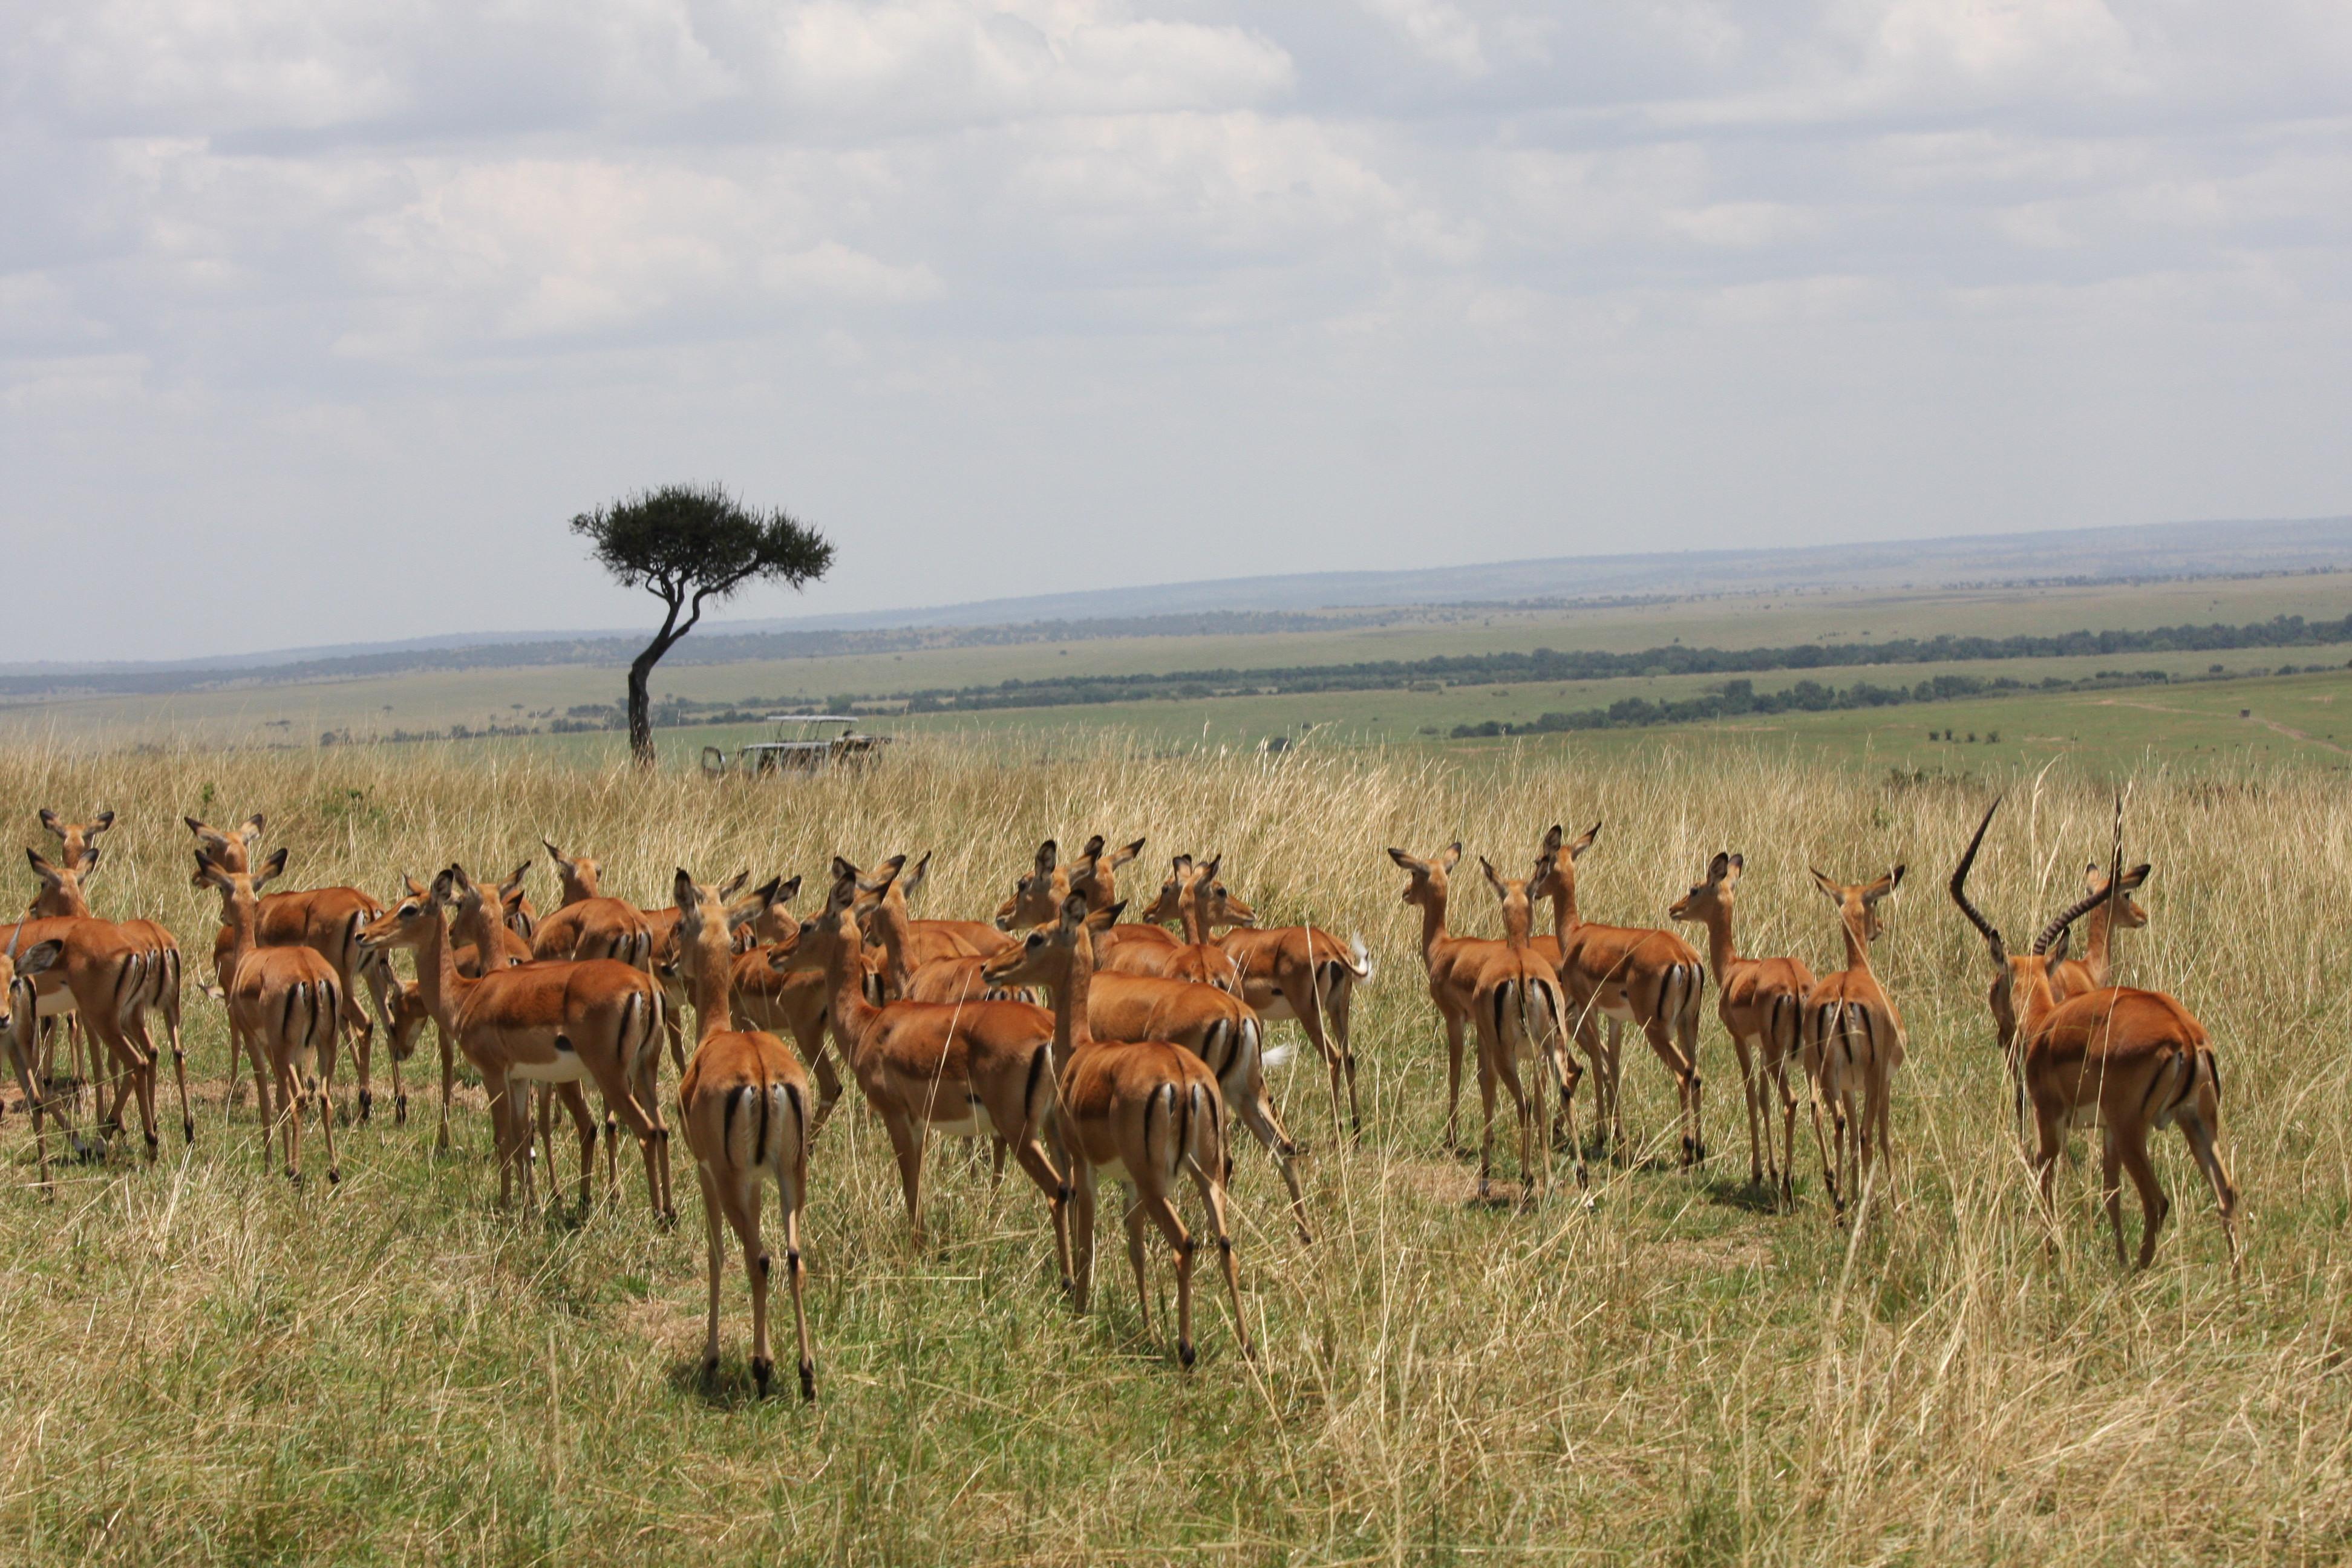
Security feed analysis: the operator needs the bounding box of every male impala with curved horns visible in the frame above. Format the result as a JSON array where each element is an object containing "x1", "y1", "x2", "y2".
[
  {"x1": 1670, "y1": 854, "x2": 1816, "y2": 1206},
  {"x1": 1800, "y1": 866, "x2": 1906, "y2": 1218},
  {"x1": 671, "y1": 869, "x2": 816, "y2": 1401},
  {"x1": 1950, "y1": 798, "x2": 2239, "y2": 1270},
  {"x1": 1531, "y1": 823, "x2": 1706, "y2": 1167}
]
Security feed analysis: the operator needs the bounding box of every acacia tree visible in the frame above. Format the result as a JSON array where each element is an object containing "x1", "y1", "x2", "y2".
[{"x1": 572, "y1": 483, "x2": 835, "y2": 766}]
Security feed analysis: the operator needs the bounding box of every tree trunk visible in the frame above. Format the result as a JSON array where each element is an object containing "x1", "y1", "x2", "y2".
[{"x1": 627, "y1": 646, "x2": 662, "y2": 768}]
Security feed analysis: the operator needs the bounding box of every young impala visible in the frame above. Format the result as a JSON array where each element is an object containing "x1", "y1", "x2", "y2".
[
  {"x1": 1950, "y1": 799, "x2": 2238, "y2": 1270},
  {"x1": 1670, "y1": 854, "x2": 1817, "y2": 1205},
  {"x1": 1800, "y1": 866, "x2": 1906, "y2": 1218},
  {"x1": 1468, "y1": 856, "x2": 1584, "y2": 1202},
  {"x1": 672, "y1": 869, "x2": 817, "y2": 1401},
  {"x1": 1, "y1": 934, "x2": 80, "y2": 1186},
  {"x1": 1532, "y1": 824, "x2": 1707, "y2": 1167}
]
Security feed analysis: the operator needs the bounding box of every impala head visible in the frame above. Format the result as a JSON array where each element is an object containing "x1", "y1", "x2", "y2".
[
  {"x1": 384, "y1": 981, "x2": 433, "y2": 1062},
  {"x1": 25, "y1": 846, "x2": 96, "y2": 919},
  {"x1": 996, "y1": 838, "x2": 1068, "y2": 931},
  {"x1": 984, "y1": 891, "x2": 1093, "y2": 988},
  {"x1": 736, "y1": 874, "x2": 802, "y2": 949},
  {"x1": 1068, "y1": 835, "x2": 1145, "y2": 914},
  {"x1": 1190, "y1": 855, "x2": 1255, "y2": 930},
  {"x1": 1527, "y1": 822, "x2": 1601, "y2": 907},
  {"x1": 1140, "y1": 855, "x2": 1191, "y2": 927},
  {"x1": 497, "y1": 861, "x2": 537, "y2": 938},
  {"x1": 671, "y1": 867, "x2": 757, "y2": 981},
  {"x1": 1478, "y1": 855, "x2": 1537, "y2": 941},
  {"x1": 1667, "y1": 852, "x2": 1742, "y2": 927},
  {"x1": 191, "y1": 844, "x2": 289, "y2": 912},
  {"x1": 1811, "y1": 864, "x2": 1904, "y2": 944},
  {"x1": 777, "y1": 858, "x2": 876, "y2": 976},
  {"x1": 2084, "y1": 859, "x2": 2151, "y2": 930},
  {"x1": 849, "y1": 852, "x2": 913, "y2": 940},
  {"x1": 357, "y1": 871, "x2": 450, "y2": 955},
  {"x1": 1949, "y1": 797, "x2": 2115, "y2": 1052},
  {"x1": 0, "y1": 936, "x2": 64, "y2": 1044},
  {"x1": 186, "y1": 812, "x2": 266, "y2": 874},
  {"x1": 1387, "y1": 843, "x2": 1462, "y2": 911},
  {"x1": 541, "y1": 838, "x2": 601, "y2": 903},
  {"x1": 39, "y1": 808, "x2": 114, "y2": 878}
]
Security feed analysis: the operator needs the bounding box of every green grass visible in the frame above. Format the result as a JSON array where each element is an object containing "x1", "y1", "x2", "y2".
[{"x1": 1, "y1": 737, "x2": 2348, "y2": 1561}]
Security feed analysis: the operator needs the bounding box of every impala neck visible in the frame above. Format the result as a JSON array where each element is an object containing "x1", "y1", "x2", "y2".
[
  {"x1": 2083, "y1": 901, "x2": 2112, "y2": 974},
  {"x1": 1176, "y1": 883, "x2": 1205, "y2": 944},
  {"x1": 1413, "y1": 887, "x2": 1451, "y2": 971},
  {"x1": 220, "y1": 891, "x2": 262, "y2": 978},
  {"x1": 688, "y1": 926, "x2": 736, "y2": 1040},
  {"x1": 1836, "y1": 906, "x2": 1873, "y2": 975},
  {"x1": 1543, "y1": 878, "x2": 1579, "y2": 944},
  {"x1": 869, "y1": 897, "x2": 915, "y2": 998},
  {"x1": 1695, "y1": 902, "x2": 1738, "y2": 981},
  {"x1": 456, "y1": 895, "x2": 506, "y2": 973},
  {"x1": 411, "y1": 905, "x2": 469, "y2": 1032},
  {"x1": 1050, "y1": 935, "x2": 1096, "y2": 1068},
  {"x1": 822, "y1": 912, "x2": 881, "y2": 1055},
  {"x1": 33, "y1": 881, "x2": 89, "y2": 920},
  {"x1": 1498, "y1": 892, "x2": 1534, "y2": 947}
]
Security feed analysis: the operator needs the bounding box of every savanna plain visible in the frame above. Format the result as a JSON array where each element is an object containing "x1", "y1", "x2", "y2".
[{"x1": 1, "y1": 732, "x2": 2347, "y2": 1565}]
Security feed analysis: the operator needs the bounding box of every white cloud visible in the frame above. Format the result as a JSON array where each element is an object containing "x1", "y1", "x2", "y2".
[{"x1": 0, "y1": 1, "x2": 2346, "y2": 659}]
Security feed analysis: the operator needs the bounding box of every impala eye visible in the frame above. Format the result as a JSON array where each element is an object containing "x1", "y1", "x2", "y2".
[{"x1": 1026, "y1": 933, "x2": 1044, "y2": 949}]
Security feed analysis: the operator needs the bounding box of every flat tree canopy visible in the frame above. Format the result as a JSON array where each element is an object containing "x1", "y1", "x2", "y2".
[{"x1": 572, "y1": 483, "x2": 834, "y2": 765}]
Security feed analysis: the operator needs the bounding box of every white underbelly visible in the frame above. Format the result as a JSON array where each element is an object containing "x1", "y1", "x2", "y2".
[
  {"x1": 929, "y1": 1103, "x2": 997, "y2": 1139},
  {"x1": 36, "y1": 991, "x2": 74, "y2": 1018},
  {"x1": 1091, "y1": 1156, "x2": 1132, "y2": 1186},
  {"x1": 512, "y1": 1056, "x2": 592, "y2": 1085}
]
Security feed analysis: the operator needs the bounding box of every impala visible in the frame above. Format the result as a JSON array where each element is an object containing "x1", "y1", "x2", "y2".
[
  {"x1": 986, "y1": 898, "x2": 1312, "y2": 1243},
  {"x1": 1950, "y1": 799, "x2": 2239, "y2": 1270},
  {"x1": 1, "y1": 934, "x2": 81, "y2": 1186},
  {"x1": 1390, "y1": 842, "x2": 1523, "y2": 1151},
  {"x1": 1069, "y1": 835, "x2": 1146, "y2": 914},
  {"x1": 1670, "y1": 854, "x2": 1817, "y2": 1204},
  {"x1": 530, "y1": 839, "x2": 655, "y2": 969},
  {"x1": 25, "y1": 844, "x2": 189, "y2": 1142},
  {"x1": 672, "y1": 869, "x2": 817, "y2": 1400},
  {"x1": 993, "y1": 838, "x2": 1070, "y2": 932},
  {"x1": 2053, "y1": 857, "x2": 2149, "y2": 1002},
  {"x1": 1531, "y1": 824, "x2": 1706, "y2": 1167},
  {"x1": 1001, "y1": 894, "x2": 1249, "y2": 1366},
  {"x1": 197, "y1": 851, "x2": 345, "y2": 1184},
  {"x1": 858, "y1": 851, "x2": 1013, "y2": 981},
  {"x1": 1468, "y1": 857, "x2": 1584, "y2": 1201},
  {"x1": 361, "y1": 866, "x2": 672, "y2": 1217},
  {"x1": 186, "y1": 815, "x2": 400, "y2": 1125},
  {"x1": 1800, "y1": 866, "x2": 1906, "y2": 1217},
  {"x1": 774, "y1": 860, "x2": 1067, "y2": 1264},
  {"x1": 1100, "y1": 855, "x2": 1242, "y2": 992}
]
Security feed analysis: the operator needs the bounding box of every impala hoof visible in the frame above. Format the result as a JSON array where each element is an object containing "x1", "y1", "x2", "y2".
[
  {"x1": 327, "y1": 1167, "x2": 341, "y2": 1185},
  {"x1": 1178, "y1": 1340, "x2": 1197, "y2": 1370},
  {"x1": 751, "y1": 1357, "x2": 773, "y2": 1398},
  {"x1": 799, "y1": 1361, "x2": 815, "y2": 1402},
  {"x1": 358, "y1": 1091, "x2": 373, "y2": 1123},
  {"x1": 701, "y1": 1354, "x2": 719, "y2": 1386},
  {"x1": 181, "y1": 1121, "x2": 195, "y2": 1144},
  {"x1": 394, "y1": 1096, "x2": 408, "y2": 1125}
]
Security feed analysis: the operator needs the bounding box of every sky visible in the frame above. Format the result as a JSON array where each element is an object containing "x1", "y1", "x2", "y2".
[{"x1": 4, "y1": 1, "x2": 2348, "y2": 662}]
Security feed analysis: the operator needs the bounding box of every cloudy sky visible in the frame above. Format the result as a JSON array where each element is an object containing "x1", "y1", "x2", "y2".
[{"x1": 5, "y1": 1, "x2": 2348, "y2": 661}]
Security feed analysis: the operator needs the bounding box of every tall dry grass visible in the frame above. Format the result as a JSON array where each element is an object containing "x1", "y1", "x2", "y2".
[{"x1": 0, "y1": 731, "x2": 2347, "y2": 1564}]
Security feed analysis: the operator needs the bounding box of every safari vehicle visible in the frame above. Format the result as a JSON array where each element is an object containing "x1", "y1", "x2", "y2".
[{"x1": 701, "y1": 714, "x2": 893, "y2": 778}]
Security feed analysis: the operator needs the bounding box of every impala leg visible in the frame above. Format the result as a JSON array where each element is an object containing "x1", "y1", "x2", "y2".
[
  {"x1": 1006, "y1": 1134, "x2": 1073, "y2": 1293},
  {"x1": 162, "y1": 1001, "x2": 193, "y2": 1145},
  {"x1": 1442, "y1": 1006, "x2": 1468, "y2": 1152},
  {"x1": 2178, "y1": 1102, "x2": 2240, "y2": 1272},
  {"x1": 275, "y1": 1059, "x2": 303, "y2": 1182},
  {"x1": 1230, "y1": 1074, "x2": 1312, "y2": 1243},
  {"x1": 1140, "y1": 1192, "x2": 1198, "y2": 1368},
  {"x1": 1122, "y1": 1187, "x2": 1154, "y2": 1335},
  {"x1": 1772, "y1": 1062, "x2": 1799, "y2": 1209},
  {"x1": 6, "y1": 1035, "x2": 56, "y2": 1188},
  {"x1": 2117, "y1": 1132, "x2": 2169, "y2": 1271},
  {"x1": 1804, "y1": 1061, "x2": 1840, "y2": 1214},
  {"x1": 1474, "y1": 1018, "x2": 1501, "y2": 1201},
  {"x1": 484, "y1": 1073, "x2": 517, "y2": 1207},
  {"x1": 1639, "y1": 1016, "x2": 1699, "y2": 1169},
  {"x1": 1068, "y1": 1158, "x2": 1099, "y2": 1312},
  {"x1": 535, "y1": 1087, "x2": 555, "y2": 1203},
  {"x1": 347, "y1": 995, "x2": 374, "y2": 1124},
  {"x1": 1326, "y1": 976, "x2": 1361, "y2": 1139},
  {"x1": 310, "y1": 1054, "x2": 341, "y2": 1187},
  {"x1": 1187, "y1": 1149, "x2": 1250, "y2": 1361},
  {"x1": 1549, "y1": 1039, "x2": 1588, "y2": 1189},
  {"x1": 1492, "y1": 1022, "x2": 1535, "y2": 1206},
  {"x1": 125, "y1": 1012, "x2": 165, "y2": 1163},
  {"x1": 1734, "y1": 1030, "x2": 1762, "y2": 1187},
  {"x1": 886, "y1": 1116, "x2": 928, "y2": 1250},
  {"x1": 780, "y1": 1166, "x2": 814, "y2": 1401},
  {"x1": 434, "y1": 1022, "x2": 456, "y2": 1152},
  {"x1": 720, "y1": 1175, "x2": 774, "y2": 1397},
  {"x1": 2097, "y1": 1131, "x2": 2128, "y2": 1267},
  {"x1": 696, "y1": 1163, "x2": 725, "y2": 1385},
  {"x1": 799, "y1": 1027, "x2": 843, "y2": 1135}
]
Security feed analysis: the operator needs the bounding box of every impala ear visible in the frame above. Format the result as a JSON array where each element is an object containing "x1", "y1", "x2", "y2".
[
  {"x1": 673, "y1": 868, "x2": 697, "y2": 913},
  {"x1": 719, "y1": 870, "x2": 750, "y2": 902},
  {"x1": 24, "y1": 848, "x2": 62, "y2": 884},
  {"x1": 1035, "y1": 839, "x2": 1058, "y2": 874},
  {"x1": 1385, "y1": 847, "x2": 1424, "y2": 873},
  {"x1": 1705, "y1": 851, "x2": 1731, "y2": 884},
  {"x1": 1085, "y1": 900, "x2": 1124, "y2": 932},
  {"x1": 1114, "y1": 837, "x2": 1145, "y2": 867},
  {"x1": 1059, "y1": 892, "x2": 1089, "y2": 930},
  {"x1": 774, "y1": 874, "x2": 802, "y2": 906},
  {"x1": 191, "y1": 850, "x2": 231, "y2": 891},
  {"x1": 430, "y1": 868, "x2": 457, "y2": 904},
  {"x1": 2045, "y1": 924, "x2": 2071, "y2": 966},
  {"x1": 403, "y1": 873, "x2": 428, "y2": 897},
  {"x1": 1479, "y1": 855, "x2": 1506, "y2": 896},
  {"x1": 238, "y1": 814, "x2": 266, "y2": 848},
  {"x1": 252, "y1": 846, "x2": 290, "y2": 891},
  {"x1": 14, "y1": 939, "x2": 63, "y2": 978},
  {"x1": 37, "y1": 809, "x2": 61, "y2": 837},
  {"x1": 1570, "y1": 822, "x2": 1599, "y2": 860},
  {"x1": 1868, "y1": 865, "x2": 1906, "y2": 902},
  {"x1": 1810, "y1": 868, "x2": 1841, "y2": 902},
  {"x1": 1080, "y1": 834, "x2": 1105, "y2": 859},
  {"x1": 92, "y1": 811, "x2": 115, "y2": 835},
  {"x1": 444, "y1": 863, "x2": 477, "y2": 898},
  {"x1": 1439, "y1": 841, "x2": 1462, "y2": 872}
]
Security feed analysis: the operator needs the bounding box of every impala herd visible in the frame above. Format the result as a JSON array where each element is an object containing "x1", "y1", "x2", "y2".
[{"x1": 0, "y1": 800, "x2": 2239, "y2": 1401}]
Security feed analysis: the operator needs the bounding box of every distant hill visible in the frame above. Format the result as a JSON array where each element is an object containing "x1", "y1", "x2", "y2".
[{"x1": 5, "y1": 514, "x2": 2346, "y2": 699}]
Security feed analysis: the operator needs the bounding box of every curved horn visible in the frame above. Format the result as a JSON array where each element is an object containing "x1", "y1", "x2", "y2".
[
  {"x1": 2037, "y1": 791, "x2": 2129, "y2": 956},
  {"x1": 1948, "y1": 795, "x2": 2010, "y2": 964}
]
